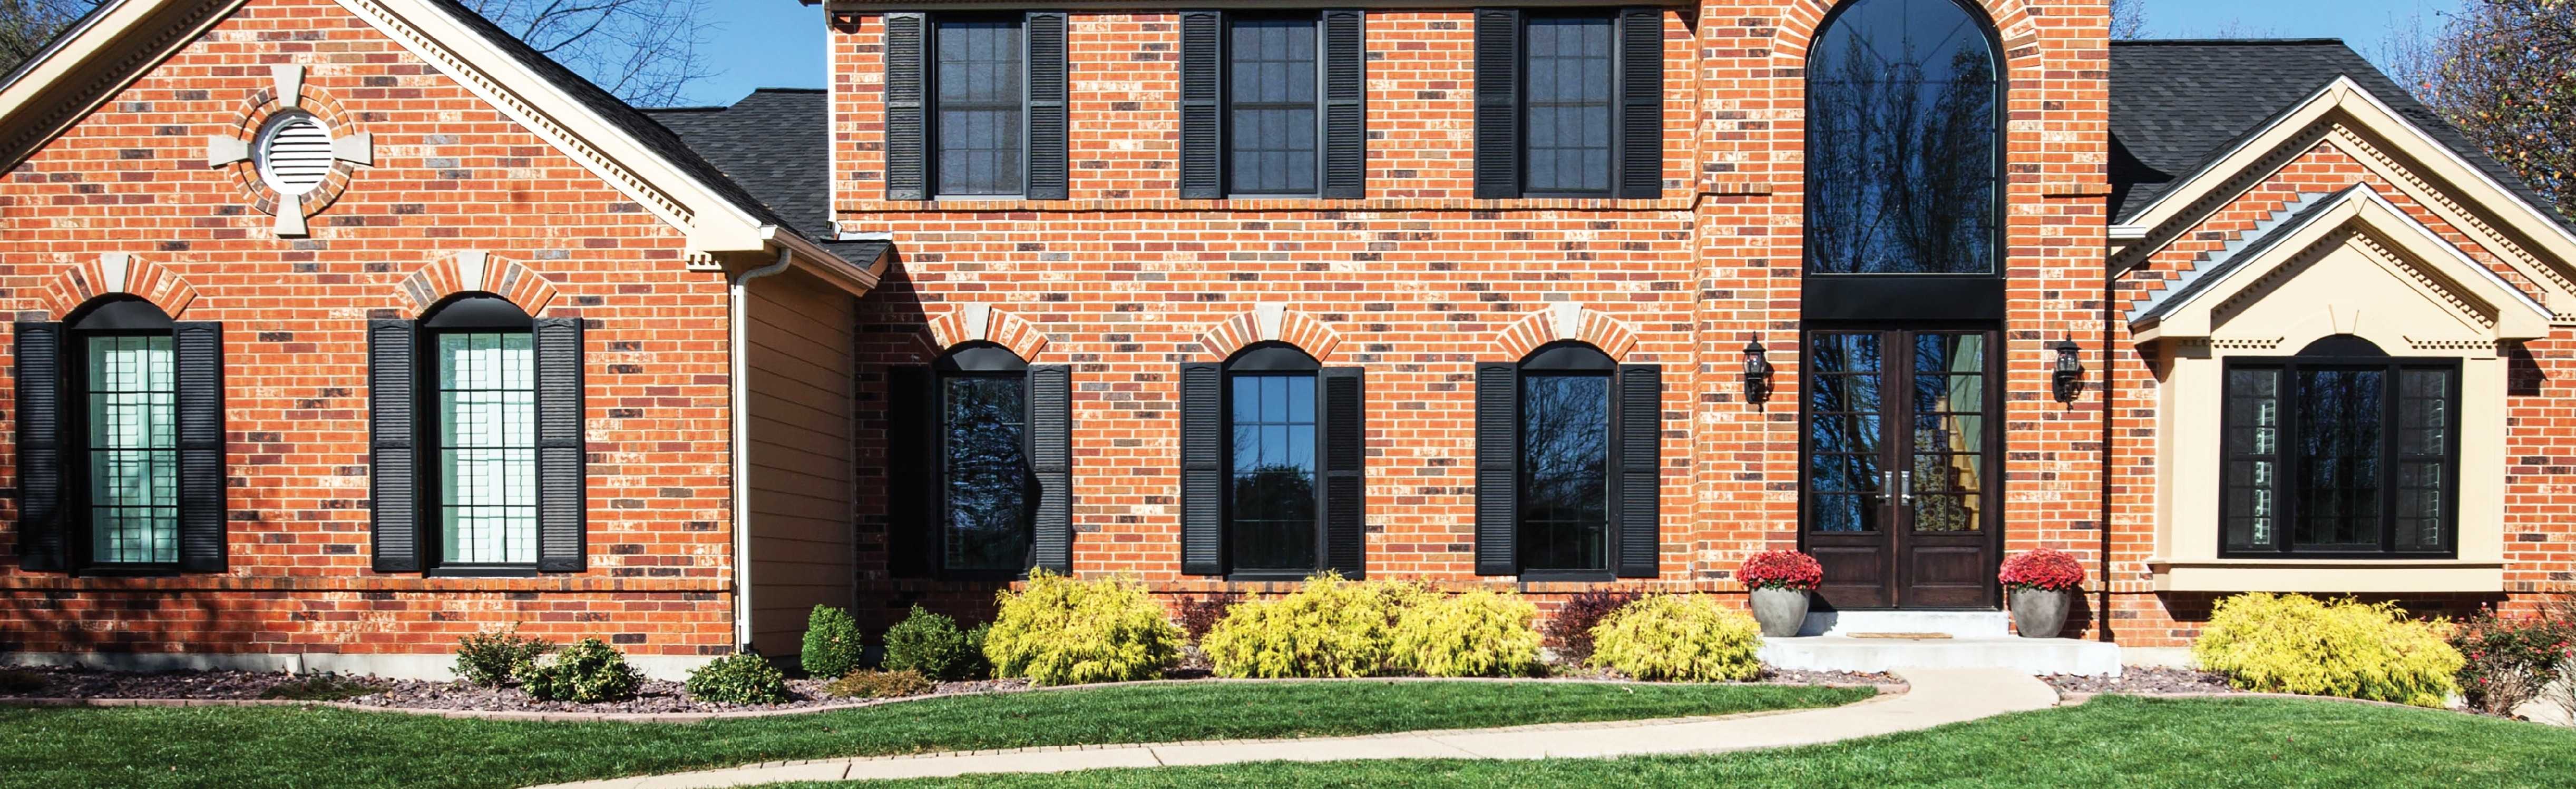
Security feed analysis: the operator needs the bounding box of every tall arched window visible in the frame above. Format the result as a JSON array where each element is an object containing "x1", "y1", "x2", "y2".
[
  {"x1": 887, "y1": 344, "x2": 1073, "y2": 578},
  {"x1": 1804, "y1": 0, "x2": 2000, "y2": 276},
  {"x1": 1176, "y1": 342, "x2": 1367, "y2": 579},
  {"x1": 12, "y1": 297, "x2": 226, "y2": 573},
  {"x1": 1472, "y1": 342, "x2": 1663, "y2": 580}
]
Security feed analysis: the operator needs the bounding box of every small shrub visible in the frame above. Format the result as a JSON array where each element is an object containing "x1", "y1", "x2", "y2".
[
  {"x1": 1545, "y1": 590, "x2": 1636, "y2": 665},
  {"x1": 2450, "y1": 608, "x2": 2573, "y2": 715},
  {"x1": 884, "y1": 606, "x2": 982, "y2": 680},
  {"x1": 1202, "y1": 575, "x2": 1406, "y2": 678},
  {"x1": 827, "y1": 669, "x2": 935, "y2": 699},
  {"x1": 516, "y1": 637, "x2": 643, "y2": 704},
  {"x1": 686, "y1": 652, "x2": 791, "y2": 705},
  {"x1": 1390, "y1": 589, "x2": 1543, "y2": 677},
  {"x1": 2192, "y1": 593, "x2": 2463, "y2": 708},
  {"x1": 1587, "y1": 594, "x2": 1764, "y2": 682},
  {"x1": 1177, "y1": 593, "x2": 1241, "y2": 643},
  {"x1": 259, "y1": 674, "x2": 382, "y2": 701},
  {"x1": 960, "y1": 622, "x2": 993, "y2": 680},
  {"x1": 1737, "y1": 550, "x2": 1823, "y2": 591},
  {"x1": 1998, "y1": 548, "x2": 2086, "y2": 593},
  {"x1": 454, "y1": 625, "x2": 552, "y2": 687},
  {"x1": 801, "y1": 605, "x2": 865, "y2": 680},
  {"x1": 983, "y1": 569, "x2": 1183, "y2": 686}
]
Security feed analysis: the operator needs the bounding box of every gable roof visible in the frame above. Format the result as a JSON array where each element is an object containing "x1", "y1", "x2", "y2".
[
  {"x1": 643, "y1": 88, "x2": 831, "y2": 235},
  {"x1": 2107, "y1": 39, "x2": 2565, "y2": 232}
]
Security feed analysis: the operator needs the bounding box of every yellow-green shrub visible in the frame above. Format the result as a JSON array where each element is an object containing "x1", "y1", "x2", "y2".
[
  {"x1": 2192, "y1": 593, "x2": 2463, "y2": 707},
  {"x1": 1390, "y1": 589, "x2": 1543, "y2": 677},
  {"x1": 982, "y1": 570, "x2": 1182, "y2": 686},
  {"x1": 1202, "y1": 575, "x2": 1410, "y2": 678},
  {"x1": 1586, "y1": 594, "x2": 1763, "y2": 682}
]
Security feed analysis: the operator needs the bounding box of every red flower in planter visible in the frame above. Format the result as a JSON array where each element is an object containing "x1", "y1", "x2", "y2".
[
  {"x1": 1998, "y1": 548, "x2": 2085, "y2": 593},
  {"x1": 1738, "y1": 550, "x2": 1824, "y2": 591}
]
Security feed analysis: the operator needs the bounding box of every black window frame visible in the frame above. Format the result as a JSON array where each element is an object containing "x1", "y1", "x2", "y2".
[
  {"x1": 1220, "y1": 11, "x2": 1328, "y2": 198},
  {"x1": 1221, "y1": 342, "x2": 1328, "y2": 580},
  {"x1": 933, "y1": 342, "x2": 1039, "y2": 579},
  {"x1": 61, "y1": 297, "x2": 180, "y2": 575},
  {"x1": 1514, "y1": 341, "x2": 1620, "y2": 581},
  {"x1": 416, "y1": 293, "x2": 541, "y2": 578},
  {"x1": 2218, "y1": 342, "x2": 2462, "y2": 559},
  {"x1": 929, "y1": 12, "x2": 1029, "y2": 199},
  {"x1": 1510, "y1": 10, "x2": 1625, "y2": 200}
]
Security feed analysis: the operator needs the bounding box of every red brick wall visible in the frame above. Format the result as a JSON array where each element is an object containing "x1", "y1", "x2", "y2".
[
  {"x1": 0, "y1": 0, "x2": 735, "y2": 658},
  {"x1": 832, "y1": 1, "x2": 2121, "y2": 635}
]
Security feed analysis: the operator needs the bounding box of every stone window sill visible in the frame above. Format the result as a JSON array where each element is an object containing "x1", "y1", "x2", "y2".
[{"x1": 2145, "y1": 558, "x2": 2505, "y2": 593}]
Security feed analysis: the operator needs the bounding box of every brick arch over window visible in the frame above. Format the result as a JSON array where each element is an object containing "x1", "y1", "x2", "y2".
[
  {"x1": 393, "y1": 252, "x2": 561, "y2": 319},
  {"x1": 1494, "y1": 302, "x2": 1639, "y2": 362},
  {"x1": 38, "y1": 253, "x2": 201, "y2": 320},
  {"x1": 1772, "y1": 0, "x2": 2041, "y2": 62},
  {"x1": 1194, "y1": 304, "x2": 1346, "y2": 362},
  {"x1": 923, "y1": 303, "x2": 1051, "y2": 362}
]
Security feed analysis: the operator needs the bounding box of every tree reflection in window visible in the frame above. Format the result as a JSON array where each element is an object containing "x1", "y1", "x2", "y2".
[
  {"x1": 2221, "y1": 336, "x2": 2456, "y2": 557},
  {"x1": 942, "y1": 373, "x2": 1031, "y2": 571},
  {"x1": 1521, "y1": 372, "x2": 1611, "y2": 570},
  {"x1": 1805, "y1": 0, "x2": 1998, "y2": 275},
  {"x1": 1230, "y1": 372, "x2": 1318, "y2": 571}
]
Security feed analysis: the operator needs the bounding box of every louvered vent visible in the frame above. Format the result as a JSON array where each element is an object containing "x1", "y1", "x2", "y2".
[{"x1": 255, "y1": 114, "x2": 334, "y2": 195}]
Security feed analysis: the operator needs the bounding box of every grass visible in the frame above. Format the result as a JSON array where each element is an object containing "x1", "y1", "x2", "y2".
[
  {"x1": 0, "y1": 679, "x2": 1866, "y2": 788},
  {"x1": 797, "y1": 695, "x2": 2576, "y2": 788}
]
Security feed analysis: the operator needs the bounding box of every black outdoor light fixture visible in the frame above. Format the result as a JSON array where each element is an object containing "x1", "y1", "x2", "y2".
[
  {"x1": 1743, "y1": 336, "x2": 1774, "y2": 406},
  {"x1": 2052, "y1": 337, "x2": 2085, "y2": 403}
]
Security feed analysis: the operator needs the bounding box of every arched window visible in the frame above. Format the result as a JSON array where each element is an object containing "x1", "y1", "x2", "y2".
[
  {"x1": 367, "y1": 293, "x2": 586, "y2": 575},
  {"x1": 2221, "y1": 335, "x2": 2458, "y2": 557},
  {"x1": 1473, "y1": 342, "x2": 1662, "y2": 579},
  {"x1": 888, "y1": 344, "x2": 1071, "y2": 578},
  {"x1": 1804, "y1": 0, "x2": 2001, "y2": 276},
  {"x1": 1176, "y1": 342, "x2": 1365, "y2": 579},
  {"x1": 12, "y1": 297, "x2": 225, "y2": 572}
]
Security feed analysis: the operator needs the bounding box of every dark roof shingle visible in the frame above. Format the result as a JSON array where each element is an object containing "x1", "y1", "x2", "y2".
[{"x1": 642, "y1": 89, "x2": 832, "y2": 235}]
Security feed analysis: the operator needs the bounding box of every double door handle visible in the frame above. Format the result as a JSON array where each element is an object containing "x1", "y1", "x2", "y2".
[{"x1": 1878, "y1": 470, "x2": 1914, "y2": 507}]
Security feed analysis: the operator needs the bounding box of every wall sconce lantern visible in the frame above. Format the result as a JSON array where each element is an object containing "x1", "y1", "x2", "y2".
[
  {"x1": 1743, "y1": 336, "x2": 1775, "y2": 406},
  {"x1": 2051, "y1": 338, "x2": 2085, "y2": 403}
]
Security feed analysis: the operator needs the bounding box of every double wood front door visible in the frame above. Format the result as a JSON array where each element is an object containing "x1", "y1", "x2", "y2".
[{"x1": 1802, "y1": 329, "x2": 2002, "y2": 610}]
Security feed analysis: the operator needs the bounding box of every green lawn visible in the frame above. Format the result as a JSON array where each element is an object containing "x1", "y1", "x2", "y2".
[
  {"x1": 798, "y1": 695, "x2": 2576, "y2": 788},
  {"x1": 0, "y1": 680, "x2": 1867, "y2": 788}
]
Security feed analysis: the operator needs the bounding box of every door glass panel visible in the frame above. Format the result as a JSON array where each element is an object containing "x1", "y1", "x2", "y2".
[
  {"x1": 1909, "y1": 334, "x2": 1984, "y2": 532},
  {"x1": 1807, "y1": 332, "x2": 1886, "y2": 533},
  {"x1": 2294, "y1": 368, "x2": 2383, "y2": 551}
]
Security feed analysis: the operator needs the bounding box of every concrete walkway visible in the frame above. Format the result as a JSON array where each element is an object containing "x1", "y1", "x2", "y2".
[{"x1": 531, "y1": 668, "x2": 2058, "y2": 788}]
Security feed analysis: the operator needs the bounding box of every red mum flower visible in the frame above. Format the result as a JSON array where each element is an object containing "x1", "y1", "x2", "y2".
[
  {"x1": 1998, "y1": 548, "x2": 2086, "y2": 593},
  {"x1": 1738, "y1": 550, "x2": 1824, "y2": 592}
]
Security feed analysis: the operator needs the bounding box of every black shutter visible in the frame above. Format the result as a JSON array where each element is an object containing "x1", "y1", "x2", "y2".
[
  {"x1": 1616, "y1": 7, "x2": 1663, "y2": 200},
  {"x1": 174, "y1": 322, "x2": 226, "y2": 573},
  {"x1": 1472, "y1": 8, "x2": 1522, "y2": 199},
  {"x1": 884, "y1": 12, "x2": 929, "y2": 201},
  {"x1": 1320, "y1": 9, "x2": 1367, "y2": 200},
  {"x1": 1177, "y1": 10, "x2": 1224, "y2": 199},
  {"x1": 1320, "y1": 367, "x2": 1365, "y2": 578},
  {"x1": 886, "y1": 366, "x2": 938, "y2": 577},
  {"x1": 1027, "y1": 364, "x2": 1074, "y2": 574},
  {"x1": 367, "y1": 319, "x2": 420, "y2": 573},
  {"x1": 13, "y1": 323, "x2": 63, "y2": 572},
  {"x1": 1614, "y1": 364, "x2": 1661, "y2": 578},
  {"x1": 1472, "y1": 362, "x2": 1517, "y2": 576},
  {"x1": 1026, "y1": 12, "x2": 1070, "y2": 201},
  {"x1": 1177, "y1": 362, "x2": 1223, "y2": 575},
  {"x1": 534, "y1": 318, "x2": 586, "y2": 573}
]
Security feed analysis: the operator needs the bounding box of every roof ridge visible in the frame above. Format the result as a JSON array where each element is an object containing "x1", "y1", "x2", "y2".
[{"x1": 2111, "y1": 37, "x2": 2347, "y2": 47}]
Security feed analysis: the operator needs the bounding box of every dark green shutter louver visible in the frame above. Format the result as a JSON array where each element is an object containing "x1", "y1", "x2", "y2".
[
  {"x1": 1177, "y1": 10, "x2": 1224, "y2": 199},
  {"x1": 1471, "y1": 8, "x2": 1523, "y2": 199},
  {"x1": 1614, "y1": 363, "x2": 1661, "y2": 578},
  {"x1": 367, "y1": 319, "x2": 420, "y2": 573},
  {"x1": 1616, "y1": 7, "x2": 1663, "y2": 200},
  {"x1": 1472, "y1": 362, "x2": 1517, "y2": 576},
  {"x1": 1177, "y1": 362, "x2": 1223, "y2": 575},
  {"x1": 533, "y1": 317, "x2": 586, "y2": 573},
  {"x1": 1026, "y1": 12, "x2": 1070, "y2": 201},
  {"x1": 174, "y1": 321, "x2": 226, "y2": 573},
  {"x1": 884, "y1": 12, "x2": 929, "y2": 201},
  {"x1": 886, "y1": 365, "x2": 936, "y2": 577},
  {"x1": 1320, "y1": 367, "x2": 1365, "y2": 578},
  {"x1": 1320, "y1": 9, "x2": 1367, "y2": 200},
  {"x1": 1027, "y1": 364, "x2": 1074, "y2": 574},
  {"x1": 12, "y1": 322, "x2": 63, "y2": 572}
]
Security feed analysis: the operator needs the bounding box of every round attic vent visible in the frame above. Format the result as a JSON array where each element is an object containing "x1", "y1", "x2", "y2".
[{"x1": 253, "y1": 112, "x2": 334, "y2": 196}]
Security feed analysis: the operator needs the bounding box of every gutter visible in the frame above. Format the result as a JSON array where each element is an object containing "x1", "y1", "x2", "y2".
[{"x1": 728, "y1": 246, "x2": 797, "y2": 652}]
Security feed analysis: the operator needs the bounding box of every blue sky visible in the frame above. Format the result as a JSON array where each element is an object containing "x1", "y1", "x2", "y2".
[{"x1": 678, "y1": 0, "x2": 2465, "y2": 106}]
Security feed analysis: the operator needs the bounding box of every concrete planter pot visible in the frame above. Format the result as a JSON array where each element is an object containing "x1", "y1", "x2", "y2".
[
  {"x1": 1749, "y1": 586, "x2": 1811, "y2": 638},
  {"x1": 2010, "y1": 587, "x2": 2073, "y2": 638}
]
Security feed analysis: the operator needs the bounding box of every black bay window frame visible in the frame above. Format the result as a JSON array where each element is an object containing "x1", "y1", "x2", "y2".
[
  {"x1": 1471, "y1": 6, "x2": 1663, "y2": 201},
  {"x1": 886, "y1": 346, "x2": 1074, "y2": 580},
  {"x1": 1177, "y1": 343, "x2": 1366, "y2": 580},
  {"x1": 1475, "y1": 342, "x2": 1661, "y2": 580},
  {"x1": 2218, "y1": 352, "x2": 2463, "y2": 560},
  {"x1": 883, "y1": 11, "x2": 1069, "y2": 201},
  {"x1": 13, "y1": 298, "x2": 226, "y2": 576}
]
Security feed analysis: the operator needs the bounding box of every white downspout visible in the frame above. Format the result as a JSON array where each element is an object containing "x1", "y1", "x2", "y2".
[{"x1": 729, "y1": 247, "x2": 796, "y2": 652}]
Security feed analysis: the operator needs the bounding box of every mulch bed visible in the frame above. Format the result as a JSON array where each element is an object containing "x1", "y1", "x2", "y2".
[{"x1": 2042, "y1": 666, "x2": 2241, "y2": 696}]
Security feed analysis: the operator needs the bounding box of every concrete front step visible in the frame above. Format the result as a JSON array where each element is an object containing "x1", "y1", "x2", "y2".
[
  {"x1": 1800, "y1": 610, "x2": 2012, "y2": 638},
  {"x1": 1760, "y1": 635, "x2": 2122, "y2": 677}
]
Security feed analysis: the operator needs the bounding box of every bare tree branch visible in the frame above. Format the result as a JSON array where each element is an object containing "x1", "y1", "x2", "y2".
[
  {"x1": 0, "y1": 0, "x2": 104, "y2": 74},
  {"x1": 461, "y1": 0, "x2": 720, "y2": 106},
  {"x1": 2109, "y1": 0, "x2": 2149, "y2": 41},
  {"x1": 2412, "y1": 0, "x2": 2576, "y2": 220}
]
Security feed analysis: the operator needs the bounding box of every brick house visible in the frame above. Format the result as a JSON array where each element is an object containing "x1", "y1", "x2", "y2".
[{"x1": 1, "y1": 0, "x2": 2568, "y2": 677}]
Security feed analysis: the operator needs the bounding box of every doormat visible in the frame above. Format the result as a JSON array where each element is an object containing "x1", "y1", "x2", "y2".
[{"x1": 1847, "y1": 633, "x2": 1953, "y2": 639}]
